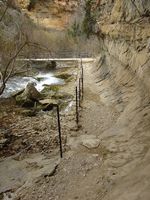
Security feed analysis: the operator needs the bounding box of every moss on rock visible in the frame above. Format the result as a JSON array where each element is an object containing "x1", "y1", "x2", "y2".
[{"x1": 55, "y1": 73, "x2": 72, "y2": 80}]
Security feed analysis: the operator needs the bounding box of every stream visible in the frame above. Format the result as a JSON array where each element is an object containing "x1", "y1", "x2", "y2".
[{"x1": 0, "y1": 71, "x2": 65, "y2": 98}]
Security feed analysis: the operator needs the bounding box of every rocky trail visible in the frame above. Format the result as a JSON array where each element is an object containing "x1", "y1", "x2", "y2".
[
  {"x1": 7, "y1": 60, "x2": 119, "y2": 200},
  {"x1": 0, "y1": 60, "x2": 116, "y2": 200},
  {"x1": 1, "y1": 56, "x2": 150, "y2": 200},
  {"x1": 16, "y1": 58, "x2": 150, "y2": 200},
  {"x1": 1, "y1": 0, "x2": 150, "y2": 199}
]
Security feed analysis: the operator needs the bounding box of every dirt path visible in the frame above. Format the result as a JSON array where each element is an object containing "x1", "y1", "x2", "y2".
[
  {"x1": 68, "y1": 62, "x2": 118, "y2": 150},
  {"x1": 80, "y1": 62, "x2": 119, "y2": 136},
  {"x1": 16, "y1": 61, "x2": 119, "y2": 200}
]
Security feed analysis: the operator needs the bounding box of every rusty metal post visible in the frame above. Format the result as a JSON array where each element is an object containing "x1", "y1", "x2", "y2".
[
  {"x1": 81, "y1": 64, "x2": 84, "y2": 100},
  {"x1": 76, "y1": 86, "x2": 79, "y2": 124},
  {"x1": 56, "y1": 104, "x2": 63, "y2": 158},
  {"x1": 79, "y1": 78, "x2": 81, "y2": 107}
]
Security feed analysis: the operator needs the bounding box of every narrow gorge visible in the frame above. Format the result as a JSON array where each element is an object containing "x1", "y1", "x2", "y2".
[{"x1": 0, "y1": 0, "x2": 150, "y2": 200}]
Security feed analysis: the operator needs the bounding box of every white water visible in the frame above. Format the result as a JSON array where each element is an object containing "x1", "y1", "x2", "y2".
[
  {"x1": 0, "y1": 72, "x2": 64, "y2": 98},
  {"x1": 35, "y1": 72, "x2": 64, "y2": 91}
]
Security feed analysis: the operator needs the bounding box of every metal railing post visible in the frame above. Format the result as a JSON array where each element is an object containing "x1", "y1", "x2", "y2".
[
  {"x1": 81, "y1": 64, "x2": 84, "y2": 100},
  {"x1": 79, "y1": 78, "x2": 81, "y2": 107},
  {"x1": 76, "y1": 86, "x2": 79, "y2": 124},
  {"x1": 56, "y1": 104, "x2": 63, "y2": 158}
]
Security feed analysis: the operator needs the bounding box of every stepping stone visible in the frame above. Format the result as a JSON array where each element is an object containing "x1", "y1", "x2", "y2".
[{"x1": 82, "y1": 138, "x2": 100, "y2": 149}]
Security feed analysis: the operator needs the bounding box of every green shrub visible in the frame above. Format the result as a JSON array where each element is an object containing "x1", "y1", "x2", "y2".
[
  {"x1": 68, "y1": 21, "x2": 82, "y2": 39},
  {"x1": 82, "y1": 0, "x2": 96, "y2": 38},
  {"x1": 67, "y1": 0, "x2": 96, "y2": 39}
]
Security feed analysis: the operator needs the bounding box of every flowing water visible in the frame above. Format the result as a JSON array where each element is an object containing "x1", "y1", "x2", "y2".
[{"x1": 0, "y1": 71, "x2": 65, "y2": 98}]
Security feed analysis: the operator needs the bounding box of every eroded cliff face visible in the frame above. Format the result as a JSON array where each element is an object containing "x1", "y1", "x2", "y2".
[
  {"x1": 0, "y1": 2, "x2": 24, "y2": 59},
  {"x1": 96, "y1": 0, "x2": 150, "y2": 126},
  {"x1": 17, "y1": 0, "x2": 79, "y2": 30},
  {"x1": 92, "y1": 1, "x2": 150, "y2": 199}
]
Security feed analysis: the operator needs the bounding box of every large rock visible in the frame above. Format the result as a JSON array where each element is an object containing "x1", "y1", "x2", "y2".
[
  {"x1": 24, "y1": 83, "x2": 41, "y2": 100},
  {"x1": 82, "y1": 138, "x2": 100, "y2": 149},
  {"x1": 45, "y1": 61, "x2": 57, "y2": 70},
  {"x1": 16, "y1": 83, "x2": 41, "y2": 106}
]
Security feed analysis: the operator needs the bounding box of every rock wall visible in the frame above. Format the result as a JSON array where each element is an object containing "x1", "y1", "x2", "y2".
[
  {"x1": 93, "y1": 1, "x2": 150, "y2": 199},
  {"x1": 17, "y1": 0, "x2": 78, "y2": 12},
  {"x1": 96, "y1": 0, "x2": 150, "y2": 121},
  {"x1": 0, "y1": 2, "x2": 23, "y2": 58},
  {"x1": 17, "y1": 0, "x2": 79, "y2": 30}
]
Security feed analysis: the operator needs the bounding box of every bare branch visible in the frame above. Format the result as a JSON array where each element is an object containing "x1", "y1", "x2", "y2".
[
  {"x1": 0, "y1": 1, "x2": 8, "y2": 22},
  {"x1": 2, "y1": 41, "x2": 27, "y2": 82},
  {"x1": 0, "y1": 42, "x2": 27, "y2": 95},
  {"x1": 10, "y1": 63, "x2": 30, "y2": 77},
  {"x1": 0, "y1": 40, "x2": 53, "y2": 96},
  {"x1": 130, "y1": 0, "x2": 142, "y2": 17},
  {"x1": 28, "y1": 42, "x2": 53, "y2": 58}
]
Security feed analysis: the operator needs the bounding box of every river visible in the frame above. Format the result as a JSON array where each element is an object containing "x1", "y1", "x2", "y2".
[{"x1": 0, "y1": 71, "x2": 65, "y2": 98}]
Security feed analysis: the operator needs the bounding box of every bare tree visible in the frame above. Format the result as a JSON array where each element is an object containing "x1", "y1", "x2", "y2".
[
  {"x1": 0, "y1": 0, "x2": 19, "y2": 21},
  {"x1": 0, "y1": 0, "x2": 9, "y2": 22},
  {"x1": 0, "y1": 39, "x2": 54, "y2": 95},
  {"x1": 0, "y1": 42, "x2": 28, "y2": 95},
  {"x1": 0, "y1": 0, "x2": 53, "y2": 96}
]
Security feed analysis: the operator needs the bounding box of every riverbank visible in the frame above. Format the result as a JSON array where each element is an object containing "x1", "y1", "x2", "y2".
[
  {"x1": 0, "y1": 60, "x2": 82, "y2": 199},
  {"x1": 0, "y1": 61, "x2": 79, "y2": 158},
  {"x1": 8, "y1": 59, "x2": 119, "y2": 200}
]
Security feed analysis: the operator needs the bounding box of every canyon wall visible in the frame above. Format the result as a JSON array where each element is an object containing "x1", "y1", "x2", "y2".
[
  {"x1": 17, "y1": 0, "x2": 79, "y2": 30},
  {"x1": 93, "y1": 1, "x2": 150, "y2": 199},
  {"x1": 0, "y1": 1, "x2": 24, "y2": 61}
]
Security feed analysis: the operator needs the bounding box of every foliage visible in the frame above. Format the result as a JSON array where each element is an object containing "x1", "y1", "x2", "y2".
[
  {"x1": 41, "y1": 85, "x2": 60, "y2": 94},
  {"x1": 82, "y1": 0, "x2": 96, "y2": 38},
  {"x1": 55, "y1": 73, "x2": 72, "y2": 80},
  {"x1": 68, "y1": 0, "x2": 97, "y2": 39},
  {"x1": 68, "y1": 21, "x2": 82, "y2": 39}
]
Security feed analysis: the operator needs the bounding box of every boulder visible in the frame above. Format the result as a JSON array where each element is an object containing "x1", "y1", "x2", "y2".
[
  {"x1": 82, "y1": 138, "x2": 100, "y2": 149},
  {"x1": 16, "y1": 83, "x2": 41, "y2": 107},
  {"x1": 45, "y1": 61, "x2": 57, "y2": 70},
  {"x1": 24, "y1": 82, "x2": 41, "y2": 101},
  {"x1": 55, "y1": 73, "x2": 72, "y2": 80}
]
